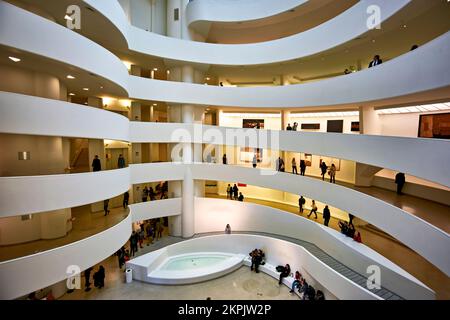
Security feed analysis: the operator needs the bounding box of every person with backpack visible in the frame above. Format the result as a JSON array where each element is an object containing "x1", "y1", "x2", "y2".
[{"x1": 299, "y1": 196, "x2": 306, "y2": 213}]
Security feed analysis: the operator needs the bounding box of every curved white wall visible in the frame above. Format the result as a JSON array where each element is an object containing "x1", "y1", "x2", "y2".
[
  {"x1": 127, "y1": 162, "x2": 450, "y2": 277},
  {"x1": 2, "y1": 2, "x2": 449, "y2": 110},
  {"x1": 0, "y1": 91, "x2": 130, "y2": 141},
  {"x1": 0, "y1": 212, "x2": 132, "y2": 300},
  {"x1": 130, "y1": 198, "x2": 181, "y2": 222},
  {"x1": 87, "y1": 0, "x2": 409, "y2": 66},
  {"x1": 0, "y1": 168, "x2": 130, "y2": 217},
  {"x1": 130, "y1": 122, "x2": 450, "y2": 188},
  {"x1": 0, "y1": 1, "x2": 129, "y2": 93},
  {"x1": 194, "y1": 198, "x2": 433, "y2": 300},
  {"x1": 128, "y1": 31, "x2": 450, "y2": 107},
  {"x1": 186, "y1": 0, "x2": 308, "y2": 25}
]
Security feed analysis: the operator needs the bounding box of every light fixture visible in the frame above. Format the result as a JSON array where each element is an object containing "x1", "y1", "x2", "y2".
[
  {"x1": 100, "y1": 86, "x2": 104, "y2": 89},
  {"x1": 67, "y1": 75, "x2": 75, "y2": 79},
  {"x1": 166, "y1": 70, "x2": 170, "y2": 75},
  {"x1": 402, "y1": 24, "x2": 407, "y2": 28},
  {"x1": 84, "y1": 102, "x2": 88, "y2": 105},
  {"x1": 206, "y1": 77, "x2": 210, "y2": 81},
  {"x1": 372, "y1": 39, "x2": 376, "y2": 43},
  {"x1": 152, "y1": 103, "x2": 157, "y2": 106},
  {"x1": 153, "y1": 68, "x2": 158, "y2": 71},
  {"x1": 8, "y1": 56, "x2": 21, "y2": 62},
  {"x1": 64, "y1": 14, "x2": 72, "y2": 21},
  {"x1": 83, "y1": 88, "x2": 89, "y2": 91},
  {"x1": 69, "y1": 93, "x2": 75, "y2": 96}
]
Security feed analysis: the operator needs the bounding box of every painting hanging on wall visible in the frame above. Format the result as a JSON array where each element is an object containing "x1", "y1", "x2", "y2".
[
  {"x1": 319, "y1": 157, "x2": 341, "y2": 171},
  {"x1": 351, "y1": 121, "x2": 360, "y2": 132},
  {"x1": 418, "y1": 113, "x2": 450, "y2": 139},
  {"x1": 240, "y1": 119, "x2": 264, "y2": 162},
  {"x1": 243, "y1": 119, "x2": 264, "y2": 129},
  {"x1": 300, "y1": 153, "x2": 312, "y2": 166}
]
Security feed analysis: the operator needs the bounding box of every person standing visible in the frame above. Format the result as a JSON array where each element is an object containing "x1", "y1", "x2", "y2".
[
  {"x1": 130, "y1": 231, "x2": 137, "y2": 256},
  {"x1": 92, "y1": 155, "x2": 101, "y2": 172},
  {"x1": 233, "y1": 184, "x2": 239, "y2": 200},
  {"x1": 300, "y1": 159, "x2": 306, "y2": 176},
  {"x1": 117, "y1": 154, "x2": 125, "y2": 168},
  {"x1": 84, "y1": 267, "x2": 93, "y2": 292},
  {"x1": 348, "y1": 213, "x2": 354, "y2": 226},
  {"x1": 226, "y1": 184, "x2": 232, "y2": 199},
  {"x1": 329, "y1": 163, "x2": 336, "y2": 183},
  {"x1": 308, "y1": 200, "x2": 318, "y2": 219},
  {"x1": 368, "y1": 54, "x2": 383, "y2": 68},
  {"x1": 94, "y1": 266, "x2": 105, "y2": 289},
  {"x1": 223, "y1": 154, "x2": 227, "y2": 164},
  {"x1": 252, "y1": 154, "x2": 257, "y2": 168},
  {"x1": 299, "y1": 196, "x2": 305, "y2": 213},
  {"x1": 103, "y1": 199, "x2": 110, "y2": 216},
  {"x1": 238, "y1": 192, "x2": 244, "y2": 201},
  {"x1": 149, "y1": 187, "x2": 156, "y2": 201},
  {"x1": 323, "y1": 205, "x2": 331, "y2": 227},
  {"x1": 123, "y1": 191, "x2": 129, "y2": 208},
  {"x1": 292, "y1": 157, "x2": 297, "y2": 174},
  {"x1": 286, "y1": 124, "x2": 292, "y2": 130},
  {"x1": 320, "y1": 161, "x2": 327, "y2": 181},
  {"x1": 292, "y1": 122, "x2": 298, "y2": 131},
  {"x1": 225, "y1": 224, "x2": 231, "y2": 234},
  {"x1": 395, "y1": 172, "x2": 406, "y2": 195},
  {"x1": 279, "y1": 157, "x2": 285, "y2": 172},
  {"x1": 142, "y1": 186, "x2": 148, "y2": 202}
]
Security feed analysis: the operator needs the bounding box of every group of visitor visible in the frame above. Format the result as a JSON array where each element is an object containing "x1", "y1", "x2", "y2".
[
  {"x1": 338, "y1": 220, "x2": 362, "y2": 243},
  {"x1": 83, "y1": 265, "x2": 105, "y2": 292},
  {"x1": 249, "y1": 249, "x2": 265, "y2": 273},
  {"x1": 286, "y1": 123, "x2": 298, "y2": 131},
  {"x1": 289, "y1": 271, "x2": 325, "y2": 300},
  {"x1": 226, "y1": 184, "x2": 244, "y2": 201},
  {"x1": 138, "y1": 182, "x2": 168, "y2": 203}
]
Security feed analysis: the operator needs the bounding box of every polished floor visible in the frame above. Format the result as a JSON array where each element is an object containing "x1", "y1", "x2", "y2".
[{"x1": 61, "y1": 236, "x2": 298, "y2": 301}]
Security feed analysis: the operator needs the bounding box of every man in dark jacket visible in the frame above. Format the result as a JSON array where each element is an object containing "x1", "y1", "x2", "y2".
[
  {"x1": 323, "y1": 205, "x2": 331, "y2": 227},
  {"x1": 92, "y1": 155, "x2": 101, "y2": 171},
  {"x1": 395, "y1": 172, "x2": 406, "y2": 195}
]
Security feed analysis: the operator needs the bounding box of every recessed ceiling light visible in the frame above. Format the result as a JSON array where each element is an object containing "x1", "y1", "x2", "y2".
[
  {"x1": 64, "y1": 14, "x2": 72, "y2": 21},
  {"x1": 206, "y1": 77, "x2": 210, "y2": 81},
  {"x1": 8, "y1": 56, "x2": 21, "y2": 62},
  {"x1": 402, "y1": 24, "x2": 407, "y2": 28},
  {"x1": 153, "y1": 68, "x2": 158, "y2": 71},
  {"x1": 84, "y1": 102, "x2": 88, "y2": 105},
  {"x1": 152, "y1": 103, "x2": 157, "y2": 106},
  {"x1": 69, "y1": 93, "x2": 75, "y2": 96},
  {"x1": 100, "y1": 86, "x2": 104, "y2": 89},
  {"x1": 67, "y1": 75, "x2": 75, "y2": 79},
  {"x1": 372, "y1": 39, "x2": 376, "y2": 43},
  {"x1": 83, "y1": 88, "x2": 89, "y2": 91}
]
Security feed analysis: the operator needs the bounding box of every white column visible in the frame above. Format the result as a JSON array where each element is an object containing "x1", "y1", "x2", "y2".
[
  {"x1": 359, "y1": 106, "x2": 380, "y2": 135},
  {"x1": 182, "y1": 167, "x2": 195, "y2": 237},
  {"x1": 167, "y1": 0, "x2": 182, "y2": 38}
]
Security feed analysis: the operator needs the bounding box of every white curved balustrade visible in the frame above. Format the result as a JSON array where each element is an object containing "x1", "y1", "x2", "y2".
[
  {"x1": 130, "y1": 122, "x2": 450, "y2": 188},
  {"x1": 128, "y1": 30, "x2": 450, "y2": 107},
  {"x1": 0, "y1": 168, "x2": 130, "y2": 217},
  {"x1": 194, "y1": 198, "x2": 433, "y2": 300},
  {"x1": 0, "y1": 195, "x2": 435, "y2": 300},
  {"x1": 128, "y1": 162, "x2": 450, "y2": 277},
  {"x1": 0, "y1": 212, "x2": 132, "y2": 300},
  {"x1": 2, "y1": 2, "x2": 449, "y2": 110},
  {"x1": 0, "y1": 91, "x2": 130, "y2": 141},
  {"x1": 186, "y1": 0, "x2": 308, "y2": 25},
  {"x1": 2, "y1": 94, "x2": 448, "y2": 188},
  {"x1": 130, "y1": 198, "x2": 182, "y2": 223},
  {"x1": 85, "y1": 0, "x2": 409, "y2": 66}
]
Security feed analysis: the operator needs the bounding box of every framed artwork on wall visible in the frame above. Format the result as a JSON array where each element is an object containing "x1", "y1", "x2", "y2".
[
  {"x1": 319, "y1": 157, "x2": 341, "y2": 171},
  {"x1": 327, "y1": 120, "x2": 344, "y2": 133},
  {"x1": 243, "y1": 119, "x2": 264, "y2": 129},
  {"x1": 418, "y1": 113, "x2": 450, "y2": 139},
  {"x1": 351, "y1": 121, "x2": 360, "y2": 132},
  {"x1": 300, "y1": 153, "x2": 313, "y2": 166}
]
